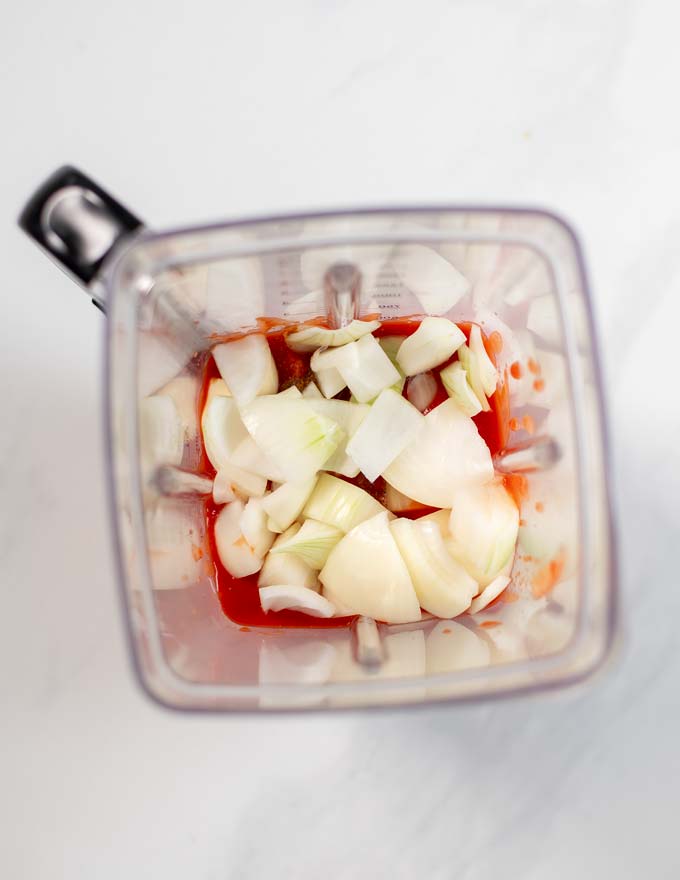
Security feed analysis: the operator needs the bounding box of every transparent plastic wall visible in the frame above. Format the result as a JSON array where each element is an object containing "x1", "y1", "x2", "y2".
[{"x1": 107, "y1": 209, "x2": 614, "y2": 710}]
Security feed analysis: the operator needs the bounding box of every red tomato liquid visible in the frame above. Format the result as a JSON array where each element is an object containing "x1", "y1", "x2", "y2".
[{"x1": 200, "y1": 318, "x2": 510, "y2": 628}]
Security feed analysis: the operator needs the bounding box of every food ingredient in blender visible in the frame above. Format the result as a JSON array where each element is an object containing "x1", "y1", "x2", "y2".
[{"x1": 200, "y1": 317, "x2": 519, "y2": 627}]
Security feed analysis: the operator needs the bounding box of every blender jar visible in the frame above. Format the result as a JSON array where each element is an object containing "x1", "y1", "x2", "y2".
[{"x1": 19, "y1": 167, "x2": 616, "y2": 711}]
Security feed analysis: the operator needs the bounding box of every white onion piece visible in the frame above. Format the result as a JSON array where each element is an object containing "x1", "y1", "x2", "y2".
[
  {"x1": 320, "y1": 512, "x2": 421, "y2": 624},
  {"x1": 212, "y1": 334, "x2": 278, "y2": 405},
  {"x1": 239, "y1": 393, "x2": 345, "y2": 482},
  {"x1": 201, "y1": 395, "x2": 249, "y2": 472},
  {"x1": 270, "y1": 518, "x2": 343, "y2": 569},
  {"x1": 139, "y1": 396, "x2": 184, "y2": 478},
  {"x1": 204, "y1": 377, "x2": 231, "y2": 403},
  {"x1": 302, "y1": 381, "x2": 323, "y2": 399},
  {"x1": 383, "y1": 400, "x2": 494, "y2": 507},
  {"x1": 448, "y1": 481, "x2": 519, "y2": 586},
  {"x1": 310, "y1": 341, "x2": 360, "y2": 373},
  {"x1": 303, "y1": 473, "x2": 387, "y2": 533},
  {"x1": 439, "y1": 361, "x2": 482, "y2": 417},
  {"x1": 390, "y1": 518, "x2": 477, "y2": 618},
  {"x1": 229, "y1": 435, "x2": 285, "y2": 482},
  {"x1": 406, "y1": 372, "x2": 437, "y2": 413},
  {"x1": 259, "y1": 585, "x2": 336, "y2": 618},
  {"x1": 346, "y1": 389, "x2": 423, "y2": 482},
  {"x1": 426, "y1": 621, "x2": 490, "y2": 674},
  {"x1": 214, "y1": 500, "x2": 264, "y2": 577},
  {"x1": 213, "y1": 463, "x2": 267, "y2": 503},
  {"x1": 457, "y1": 343, "x2": 491, "y2": 412},
  {"x1": 258, "y1": 525, "x2": 320, "y2": 590},
  {"x1": 392, "y1": 243, "x2": 471, "y2": 314},
  {"x1": 261, "y1": 475, "x2": 318, "y2": 533},
  {"x1": 314, "y1": 366, "x2": 347, "y2": 399},
  {"x1": 286, "y1": 319, "x2": 380, "y2": 352},
  {"x1": 306, "y1": 398, "x2": 370, "y2": 477},
  {"x1": 469, "y1": 325, "x2": 498, "y2": 397},
  {"x1": 239, "y1": 497, "x2": 276, "y2": 558},
  {"x1": 468, "y1": 574, "x2": 511, "y2": 614},
  {"x1": 338, "y1": 334, "x2": 401, "y2": 403},
  {"x1": 384, "y1": 483, "x2": 429, "y2": 514},
  {"x1": 378, "y1": 335, "x2": 404, "y2": 365},
  {"x1": 396, "y1": 317, "x2": 466, "y2": 376}
]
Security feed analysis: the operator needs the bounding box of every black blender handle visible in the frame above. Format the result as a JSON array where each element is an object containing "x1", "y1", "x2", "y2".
[{"x1": 18, "y1": 165, "x2": 144, "y2": 310}]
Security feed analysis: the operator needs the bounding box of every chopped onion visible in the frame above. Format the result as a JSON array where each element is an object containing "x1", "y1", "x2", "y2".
[
  {"x1": 378, "y1": 335, "x2": 405, "y2": 365},
  {"x1": 390, "y1": 517, "x2": 478, "y2": 618},
  {"x1": 457, "y1": 343, "x2": 491, "y2": 412},
  {"x1": 310, "y1": 341, "x2": 360, "y2": 373},
  {"x1": 392, "y1": 243, "x2": 471, "y2": 314},
  {"x1": 261, "y1": 475, "x2": 318, "y2": 533},
  {"x1": 396, "y1": 317, "x2": 465, "y2": 376},
  {"x1": 339, "y1": 334, "x2": 402, "y2": 403},
  {"x1": 259, "y1": 585, "x2": 336, "y2": 618},
  {"x1": 214, "y1": 500, "x2": 264, "y2": 578},
  {"x1": 405, "y1": 372, "x2": 437, "y2": 413},
  {"x1": 302, "y1": 381, "x2": 323, "y2": 399},
  {"x1": 239, "y1": 497, "x2": 276, "y2": 558},
  {"x1": 448, "y1": 481, "x2": 519, "y2": 586},
  {"x1": 439, "y1": 361, "x2": 482, "y2": 417},
  {"x1": 426, "y1": 621, "x2": 490, "y2": 674},
  {"x1": 229, "y1": 435, "x2": 285, "y2": 482},
  {"x1": 306, "y1": 398, "x2": 370, "y2": 477},
  {"x1": 383, "y1": 399, "x2": 494, "y2": 507},
  {"x1": 286, "y1": 319, "x2": 380, "y2": 352},
  {"x1": 469, "y1": 324, "x2": 498, "y2": 396},
  {"x1": 270, "y1": 518, "x2": 343, "y2": 569},
  {"x1": 384, "y1": 483, "x2": 430, "y2": 514},
  {"x1": 204, "y1": 377, "x2": 231, "y2": 403},
  {"x1": 212, "y1": 334, "x2": 278, "y2": 405},
  {"x1": 258, "y1": 525, "x2": 319, "y2": 590},
  {"x1": 345, "y1": 389, "x2": 423, "y2": 482},
  {"x1": 239, "y1": 393, "x2": 345, "y2": 482},
  {"x1": 303, "y1": 473, "x2": 387, "y2": 533},
  {"x1": 314, "y1": 366, "x2": 347, "y2": 399},
  {"x1": 213, "y1": 463, "x2": 267, "y2": 503},
  {"x1": 468, "y1": 574, "x2": 511, "y2": 614},
  {"x1": 200, "y1": 395, "x2": 249, "y2": 472},
  {"x1": 319, "y1": 512, "x2": 421, "y2": 624}
]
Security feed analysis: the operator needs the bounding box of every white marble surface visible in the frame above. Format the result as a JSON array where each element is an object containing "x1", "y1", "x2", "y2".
[{"x1": 2, "y1": 1, "x2": 679, "y2": 877}]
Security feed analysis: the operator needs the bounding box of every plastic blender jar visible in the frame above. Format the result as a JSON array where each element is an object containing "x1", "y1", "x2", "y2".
[{"x1": 18, "y1": 166, "x2": 616, "y2": 711}]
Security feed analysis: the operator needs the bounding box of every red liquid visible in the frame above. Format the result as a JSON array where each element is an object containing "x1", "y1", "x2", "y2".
[{"x1": 201, "y1": 318, "x2": 509, "y2": 629}]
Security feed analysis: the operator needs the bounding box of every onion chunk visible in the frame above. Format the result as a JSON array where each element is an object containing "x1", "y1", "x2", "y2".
[
  {"x1": 320, "y1": 512, "x2": 421, "y2": 624},
  {"x1": 396, "y1": 317, "x2": 465, "y2": 376},
  {"x1": 346, "y1": 389, "x2": 423, "y2": 482},
  {"x1": 212, "y1": 334, "x2": 278, "y2": 405},
  {"x1": 303, "y1": 473, "x2": 387, "y2": 533},
  {"x1": 383, "y1": 400, "x2": 494, "y2": 507},
  {"x1": 286, "y1": 319, "x2": 381, "y2": 352}
]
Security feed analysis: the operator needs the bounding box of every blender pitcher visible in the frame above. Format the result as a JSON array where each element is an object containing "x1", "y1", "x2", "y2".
[{"x1": 18, "y1": 166, "x2": 616, "y2": 711}]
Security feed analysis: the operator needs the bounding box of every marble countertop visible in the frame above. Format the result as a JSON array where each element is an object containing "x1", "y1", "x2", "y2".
[{"x1": 2, "y1": 1, "x2": 679, "y2": 877}]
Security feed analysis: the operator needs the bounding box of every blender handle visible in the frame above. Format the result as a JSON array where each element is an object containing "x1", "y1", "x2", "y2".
[{"x1": 18, "y1": 165, "x2": 144, "y2": 311}]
